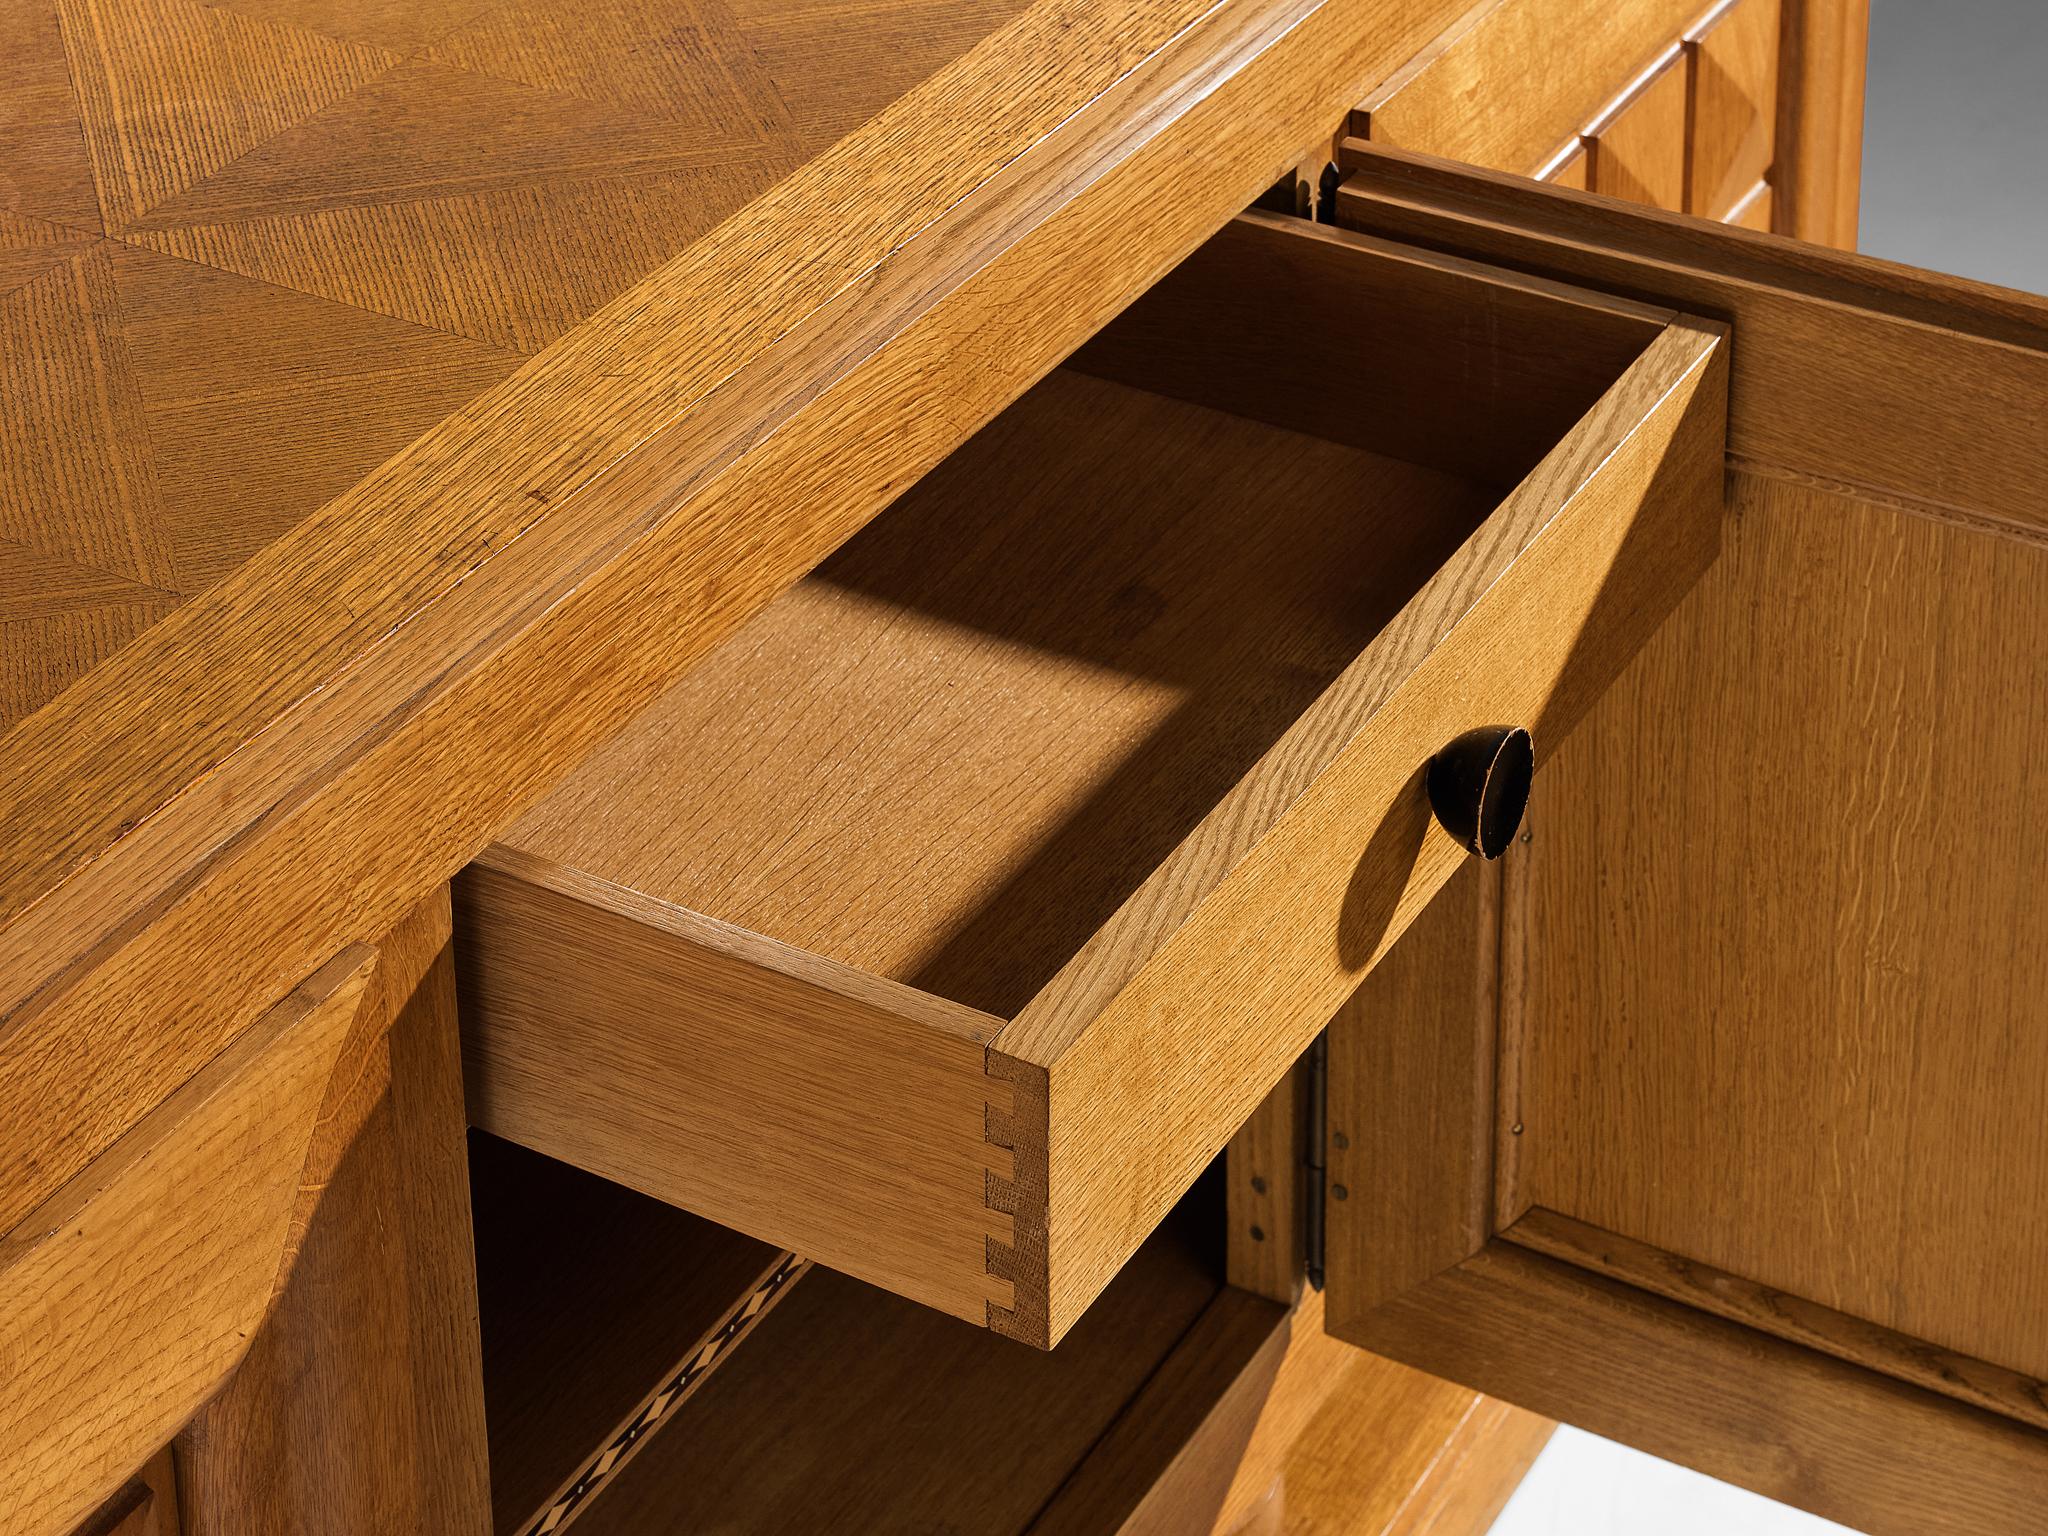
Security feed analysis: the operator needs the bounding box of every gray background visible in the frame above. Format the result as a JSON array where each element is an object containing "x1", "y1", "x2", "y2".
[
  {"x1": 1491, "y1": 3, "x2": 2042, "y2": 1531},
  {"x1": 1860, "y1": 0, "x2": 2048, "y2": 292}
]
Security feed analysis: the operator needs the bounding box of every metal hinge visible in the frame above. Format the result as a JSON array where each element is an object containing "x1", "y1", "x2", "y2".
[{"x1": 1302, "y1": 1028, "x2": 1328, "y2": 1291}]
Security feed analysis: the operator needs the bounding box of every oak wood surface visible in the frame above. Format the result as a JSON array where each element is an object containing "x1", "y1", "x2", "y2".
[
  {"x1": 476, "y1": 218, "x2": 1725, "y2": 1343},
  {"x1": 1726, "y1": 176, "x2": 1774, "y2": 228},
  {"x1": 1513, "y1": 471, "x2": 2048, "y2": 1386},
  {"x1": 1226, "y1": 1068, "x2": 1306, "y2": 1305},
  {"x1": 1273, "y1": 1352, "x2": 1551, "y2": 1536},
  {"x1": 1506, "y1": 1208, "x2": 2048, "y2": 1433},
  {"x1": 177, "y1": 889, "x2": 492, "y2": 1536},
  {"x1": 1324, "y1": 858, "x2": 1499, "y2": 1319},
  {"x1": 457, "y1": 850, "x2": 1010, "y2": 1327},
  {"x1": 68, "y1": 1451, "x2": 180, "y2": 1536},
  {"x1": 1324, "y1": 138, "x2": 2048, "y2": 1528},
  {"x1": 0, "y1": 947, "x2": 370, "y2": 1536},
  {"x1": 0, "y1": 0, "x2": 1462, "y2": 1247},
  {"x1": 1685, "y1": 0, "x2": 1779, "y2": 218},
  {"x1": 1775, "y1": 0, "x2": 1868, "y2": 247},
  {"x1": 1351, "y1": 0, "x2": 1706, "y2": 174},
  {"x1": 1338, "y1": 1241, "x2": 2048, "y2": 1536},
  {"x1": 1004, "y1": 310, "x2": 1723, "y2": 1343},
  {"x1": 1205, "y1": 1286, "x2": 1550, "y2": 1536},
  {"x1": 1027, "y1": 1287, "x2": 1293, "y2": 1536},
  {"x1": 1587, "y1": 46, "x2": 1690, "y2": 210},
  {"x1": 469, "y1": 1134, "x2": 804, "y2": 1536},
  {"x1": 1335, "y1": 140, "x2": 2048, "y2": 532}
]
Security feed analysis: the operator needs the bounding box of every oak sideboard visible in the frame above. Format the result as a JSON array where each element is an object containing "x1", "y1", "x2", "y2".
[{"x1": 7, "y1": 0, "x2": 2043, "y2": 1532}]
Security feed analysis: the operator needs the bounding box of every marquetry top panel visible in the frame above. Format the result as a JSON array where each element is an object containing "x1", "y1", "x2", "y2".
[{"x1": 0, "y1": 0, "x2": 1026, "y2": 725}]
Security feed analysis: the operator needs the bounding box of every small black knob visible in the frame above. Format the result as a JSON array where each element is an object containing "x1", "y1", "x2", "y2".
[{"x1": 1427, "y1": 726, "x2": 1533, "y2": 860}]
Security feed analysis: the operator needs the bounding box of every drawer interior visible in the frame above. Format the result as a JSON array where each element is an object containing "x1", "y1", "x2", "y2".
[{"x1": 459, "y1": 211, "x2": 1722, "y2": 1347}]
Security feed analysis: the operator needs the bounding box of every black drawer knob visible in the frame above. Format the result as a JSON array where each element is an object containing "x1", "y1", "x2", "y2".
[{"x1": 1427, "y1": 726, "x2": 1533, "y2": 860}]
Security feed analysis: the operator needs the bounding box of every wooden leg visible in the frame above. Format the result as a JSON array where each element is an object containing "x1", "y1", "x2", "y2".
[{"x1": 176, "y1": 889, "x2": 491, "y2": 1535}]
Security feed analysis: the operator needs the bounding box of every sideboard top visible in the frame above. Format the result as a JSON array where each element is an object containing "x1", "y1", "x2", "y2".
[{"x1": 1, "y1": 0, "x2": 1029, "y2": 725}]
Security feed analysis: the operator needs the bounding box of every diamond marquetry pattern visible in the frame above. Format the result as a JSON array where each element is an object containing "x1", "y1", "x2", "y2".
[{"x1": 0, "y1": 0, "x2": 1027, "y2": 726}]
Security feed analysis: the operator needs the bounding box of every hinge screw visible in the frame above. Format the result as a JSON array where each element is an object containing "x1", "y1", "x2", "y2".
[
  {"x1": 1250, "y1": 1175, "x2": 1267, "y2": 1195},
  {"x1": 1331, "y1": 1131, "x2": 1350, "y2": 1151},
  {"x1": 1250, "y1": 1225, "x2": 1266, "y2": 1242},
  {"x1": 1332, "y1": 1184, "x2": 1350, "y2": 1201}
]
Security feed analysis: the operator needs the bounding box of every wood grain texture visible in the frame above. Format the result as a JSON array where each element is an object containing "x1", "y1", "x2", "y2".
[
  {"x1": 1685, "y1": 0, "x2": 1779, "y2": 218},
  {"x1": 1513, "y1": 472, "x2": 2048, "y2": 1386},
  {"x1": 568, "y1": 1204, "x2": 1229, "y2": 1535},
  {"x1": 1538, "y1": 139, "x2": 1589, "y2": 188},
  {"x1": 177, "y1": 890, "x2": 491, "y2": 1536},
  {"x1": 1775, "y1": 0, "x2": 1868, "y2": 248},
  {"x1": 1335, "y1": 140, "x2": 2048, "y2": 532},
  {"x1": 1587, "y1": 45, "x2": 1690, "y2": 210},
  {"x1": 1009, "y1": 314, "x2": 1725, "y2": 1344},
  {"x1": 478, "y1": 222, "x2": 1723, "y2": 1344},
  {"x1": 1207, "y1": 1288, "x2": 1354, "y2": 1536},
  {"x1": 1226, "y1": 1068, "x2": 1305, "y2": 1305},
  {"x1": 0, "y1": 0, "x2": 1460, "y2": 1249},
  {"x1": 470, "y1": 1135, "x2": 803, "y2": 1536},
  {"x1": 1335, "y1": 1241, "x2": 2048, "y2": 1536},
  {"x1": 1725, "y1": 176, "x2": 1773, "y2": 228},
  {"x1": 1027, "y1": 1287, "x2": 1293, "y2": 1536},
  {"x1": 1324, "y1": 858, "x2": 1499, "y2": 1319},
  {"x1": 0, "y1": 947, "x2": 370, "y2": 1536},
  {"x1": 456, "y1": 852, "x2": 1008, "y2": 1327},
  {"x1": 67, "y1": 1450, "x2": 179, "y2": 1536},
  {"x1": 1506, "y1": 1208, "x2": 2048, "y2": 1433},
  {"x1": 1273, "y1": 1352, "x2": 1551, "y2": 1536},
  {"x1": 1351, "y1": 0, "x2": 1705, "y2": 174}
]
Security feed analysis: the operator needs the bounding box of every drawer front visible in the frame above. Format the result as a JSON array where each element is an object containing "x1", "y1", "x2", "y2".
[{"x1": 459, "y1": 212, "x2": 1727, "y2": 1349}]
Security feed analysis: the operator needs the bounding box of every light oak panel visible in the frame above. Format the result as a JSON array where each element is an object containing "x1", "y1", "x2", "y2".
[
  {"x1": 0, "y1": 0, "x2": 1461, "y2": 1243},
  {"x1": 1206, "y1": 1287, "x2": 1550, "y2": 1536},
  {"x1": 1515, "y1": 472, "x2": 2048, "y2": 1384},
  {"x1": 65, "y1": 1450, "x2": 179, "y2": 1536},
  {"x1": 177, "y1": 890, "x2": 492, "y2": 1536},
  {"x1": 1352, "y1": 0, "x2": 1706, "y2": 174},
  {"x1": 1273, "y1": 1355, "x2": 1551, "y2": 1535},
  {"x1": 1324, "y1": 858, "x2": 1499, "y2": 1318},
  {"x1": 1587, "y1": 46, "x2": 1690, "y2": 210},
  {"x1": 457, "y1": 853, "x2": 1009, "y2": 1326},
  {"x1": 1538, "y1": 140, "x2": 1589, "y2": 188},
  {"x1": 1335, "y1": 1241, "x2": 2048, "y2": 1536},
  {"x1": 1726, "y1": 176, "x2": 1773, "y2": 228},
  {"x1": 1226, "y1": 1068, "x2": 1305, "y2": 1305},
  {"x1": 1335, "y1": 141, "x2": 2048, "y2": 531},
  {"x1": 0, "y1": 947, "x2": 371, "y2": 1536},
  {"x1": 1686, "y1": 0, "x2": 1779, "y2": 218},
  {"x1": 1775, "y1": 0, "x2": 1869, "y2": 248}
]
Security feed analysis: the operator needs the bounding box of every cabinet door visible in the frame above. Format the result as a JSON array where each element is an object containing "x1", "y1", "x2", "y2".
[{"x1": 1322, "y1": 143, "x2": 2048, "y2": 1536}]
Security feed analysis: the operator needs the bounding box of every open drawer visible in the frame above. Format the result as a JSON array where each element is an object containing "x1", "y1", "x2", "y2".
[{"x1": 454, "y1": 210, "x2": 1727, "y2": 1347}]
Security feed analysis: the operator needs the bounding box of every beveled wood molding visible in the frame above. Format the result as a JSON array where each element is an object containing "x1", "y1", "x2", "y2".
[
  {"x1": 0, "y1": 947, "x2": 374, "y2": 1536},
  {"x1": 1333, "y1": 138, "x2": 2048, "y2": 537},
  {"x1": 1342, "y1": 1239, "x2": 2048, "y2": 1536},
  {"x1": 1502, "y1": 1208, "x2": 2048, "y2": 1435},
  {"x1": 0, "y1": 0, "x2": 1450, "y2": 1240}
]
